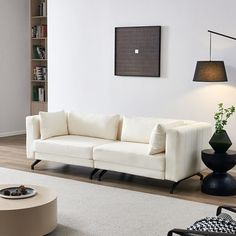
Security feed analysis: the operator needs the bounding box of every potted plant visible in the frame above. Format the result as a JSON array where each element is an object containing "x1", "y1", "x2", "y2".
[{"x1": 209, "y1": 103, "x2": 235, "y2": 153}]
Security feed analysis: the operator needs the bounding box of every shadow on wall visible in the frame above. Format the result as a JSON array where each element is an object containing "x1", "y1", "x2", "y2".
[
  {"x1": 227, "y1": 65, "x2": 236, "y2": 87},
  {"x1": 160, "y1": 26, "x2": 169, "y2": 79}
]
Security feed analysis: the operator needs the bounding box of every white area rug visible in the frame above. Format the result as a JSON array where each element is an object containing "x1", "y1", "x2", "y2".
[{"x1": 0, "y1": 167, "x2": 216, "y2": 236}]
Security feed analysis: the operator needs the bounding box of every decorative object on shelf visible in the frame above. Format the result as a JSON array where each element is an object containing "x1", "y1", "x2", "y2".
[
  {"x1": 193, "y1": 30, "x2": 236, "y2": 82},
  {"x1": 115, "y1": 26, "x2": 161, "y2": 77},
  {"x1": 32, "y1": 45, "x2": 46, "y2": 59},
  {"x1": 209, "y1": 103, "x2": 235, "y2": 153}
]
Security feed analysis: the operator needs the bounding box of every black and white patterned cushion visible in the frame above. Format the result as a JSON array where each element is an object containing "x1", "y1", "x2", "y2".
[{"x1": 187, "y1": 213, "x2": 236, "y2": 234}]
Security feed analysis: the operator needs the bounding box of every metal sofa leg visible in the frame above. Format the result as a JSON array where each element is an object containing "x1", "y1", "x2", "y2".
[
  {"x1": 98, "y1": 170, "x2": 107, "y2": 181},
  {"x1": 170, "y1": 172, "x2": 203, "y2": 194},
  {"x1": 197, "y1": 173, "x2": 204, "y2": 181},
  {"x1": 170, "y1": 182, "x2": 179, "y2": 194},
  {"x1": 31, "y1": 159, "x2": 41, "y2": 170},
  {"x1": 167, "y1": 228, "x2": 210, "y2": 236},
  {"x1": 89, "y1": 168, "x2": 99, "y2": 180},
  {"x1": 216, "y1": 205, "x2": 236, "y2": 216}
]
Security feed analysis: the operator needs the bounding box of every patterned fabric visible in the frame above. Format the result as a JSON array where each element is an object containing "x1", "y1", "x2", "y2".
[
  {"x1": 218, "y1": 213, "x2": 235, "y2": 223},
  {"x1": 187, "y1": 213, "x2": 236, "y2": 234}
]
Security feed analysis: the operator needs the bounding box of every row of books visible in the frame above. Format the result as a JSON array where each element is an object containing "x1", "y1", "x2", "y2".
[
  {"x1": 32, "y1": 45, "x2": 46, "y2": 59},
  {"x1": 32, "y1": 25, "x2": 47, "y2": 38},
  {"x1": 32, "y1": 86, "x2": 45, "y2": 102},
  {"x1": 33, "y1": 66, "x2": 47, "y2": 80},
  {"x1": 38, "y1": 1, "x2": 47, "y2": 17}
]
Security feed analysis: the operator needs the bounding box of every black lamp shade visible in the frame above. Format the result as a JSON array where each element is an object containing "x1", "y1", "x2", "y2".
[{"x1": 193, "y1": 61, "x2": 228, "y2": 82}]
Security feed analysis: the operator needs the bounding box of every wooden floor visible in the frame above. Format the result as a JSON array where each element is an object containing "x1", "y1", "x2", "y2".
[{"x1": 0, "y1": 135, "x2": 235, "y2": 206}]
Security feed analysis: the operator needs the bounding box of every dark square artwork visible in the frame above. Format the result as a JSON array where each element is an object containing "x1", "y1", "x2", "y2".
[{"x1": 115, "y1": 26, "x2": 161, "y2": 77}]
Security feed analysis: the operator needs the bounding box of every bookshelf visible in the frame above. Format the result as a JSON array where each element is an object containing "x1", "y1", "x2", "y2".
[{"x1": 30, "y1": 0, "x2": 48, "y2": 115}]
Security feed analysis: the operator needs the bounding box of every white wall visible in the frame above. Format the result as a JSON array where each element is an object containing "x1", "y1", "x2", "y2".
[
  {"x1": 0, "y1": 0, "x2": 30, "y2": 137},
  {"x1": 48, "y1": 0, "x2": 236, "y2": 148}
]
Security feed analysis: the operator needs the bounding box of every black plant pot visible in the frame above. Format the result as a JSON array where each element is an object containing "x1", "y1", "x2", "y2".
[{"x1": 209, "y1": 130, "x2": 232, "y2": 153}]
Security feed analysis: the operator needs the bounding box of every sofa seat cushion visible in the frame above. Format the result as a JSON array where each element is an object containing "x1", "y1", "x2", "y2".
[
  {"x1": 93, "y1": 142, "x2": 165, "y2": 171},
  {"x1": 34, "y1": 135, "x2": 114, "y2": 160}
]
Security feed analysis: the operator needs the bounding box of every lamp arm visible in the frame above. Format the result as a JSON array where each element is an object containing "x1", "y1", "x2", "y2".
[{"x1": 208, "y1": 30, "x2": 236, "y2": 41}]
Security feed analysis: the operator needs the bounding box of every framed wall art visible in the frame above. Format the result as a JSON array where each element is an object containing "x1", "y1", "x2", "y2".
[{"x1": 115, "y1": 26, "x2": 161, "y2": 77}]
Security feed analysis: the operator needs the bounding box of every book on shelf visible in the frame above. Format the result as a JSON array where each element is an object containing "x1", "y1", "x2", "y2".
[
  {"x1": 38, "y1": 1, "x2": 47, "y2": 17},
  {"x1": 42, "y1": 67, "x2": 47, "y2": 80},
  {"x1": 38, "y1": 87, "x2": 45, "y2": 102},
  {"x1": 32, "y1": 24, "x2": 47, "y2": 38},
  {"x1": 32, "y1": 86, "x2": 45, "y2": 102},
  {"x1": 32, "y1": 86, "x2": 38, "y2": 101},
  {"x1": 33, "y1": 66, "x2": 47, "y2": 80},
  {"x1": 32, "y1": 45, "x2": 46, "y2": 59},
  {"x1": 42, "y1": 1, "x2": 47, "y2": 16}
]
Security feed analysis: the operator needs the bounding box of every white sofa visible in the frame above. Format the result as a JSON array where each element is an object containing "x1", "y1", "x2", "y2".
[{"x1": 26, "y1": 111, "x2": 212, "y2": 193}]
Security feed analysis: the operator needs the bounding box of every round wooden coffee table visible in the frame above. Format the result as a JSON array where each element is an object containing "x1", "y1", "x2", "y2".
[{"x1": 0, "y1": 185, "x2": 57, "y2": 236}]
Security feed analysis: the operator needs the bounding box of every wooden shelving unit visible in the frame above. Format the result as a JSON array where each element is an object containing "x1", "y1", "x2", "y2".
[{"x1": 30, "y1": 0, "x2": 48, "y2": 115}]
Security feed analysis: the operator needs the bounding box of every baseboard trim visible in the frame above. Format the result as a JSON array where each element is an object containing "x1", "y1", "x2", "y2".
[{"x1": 0, "y1": 130, "x2": 26, "y2": 138}]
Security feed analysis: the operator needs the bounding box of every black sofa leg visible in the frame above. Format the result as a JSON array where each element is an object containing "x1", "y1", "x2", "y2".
[
  {"x1": 170, "y1": 172, "x2": 203, "y2": 194},
  {"x1": 89, "y1": 168, "x2": 99, "y2": 180},
  {"x1": 197, "y1": 173, "x2": 204, "y2": 181},
  {"x1": 98, "y1": 170, "x2": 107, "y2": 181},
  {"x1": 167, "y1": 228, "x2": 209, "y2": 236},
  {"x1": 31, "y1": 159, "x2": 41, "y2": 170},
  {"x1": 170, "y1": 182, "x2": 179, "y2": 194}
]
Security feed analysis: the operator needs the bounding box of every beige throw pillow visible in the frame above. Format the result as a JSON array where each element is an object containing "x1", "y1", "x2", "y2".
[
  {"x1": 39, "y1": 111, "x2": 68, "y2": 140},
  {"x1": 148, "y1": 121, "x2": 184, "y2": 155}
]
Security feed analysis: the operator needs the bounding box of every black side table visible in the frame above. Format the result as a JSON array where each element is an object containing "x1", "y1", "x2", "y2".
[{"x1": 201, "y1": 149, "x2": 236, "y2": 196}]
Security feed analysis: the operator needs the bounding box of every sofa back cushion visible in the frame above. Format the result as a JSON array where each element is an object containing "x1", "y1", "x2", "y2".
[
  {"x1": 39, "y1": 111, "x2": 68, "y2": 140},
  {"x1": 121, "y1": 116, "x2": 178, "y2": 143},
  {"x1": 68, "y1": 112, "x2": 120, "y2": 140}
]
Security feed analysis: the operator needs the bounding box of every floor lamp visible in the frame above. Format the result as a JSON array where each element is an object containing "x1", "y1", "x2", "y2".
[{"x1": 193, "y1": 30, "x2": 236, "y2": 82}]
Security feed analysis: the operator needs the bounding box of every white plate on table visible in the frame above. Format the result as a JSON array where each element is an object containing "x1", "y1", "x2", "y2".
[{"x1": 0, "y1": 187, "x2": 37, "y2": 199}]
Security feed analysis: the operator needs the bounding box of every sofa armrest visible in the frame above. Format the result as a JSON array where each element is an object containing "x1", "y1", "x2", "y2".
[
  {"x1": 26, "y1": 115, "x2": 40, "y2": 159},
  {"x1": 165, "y1": 122, "x2": 212, "y2": 182}
]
